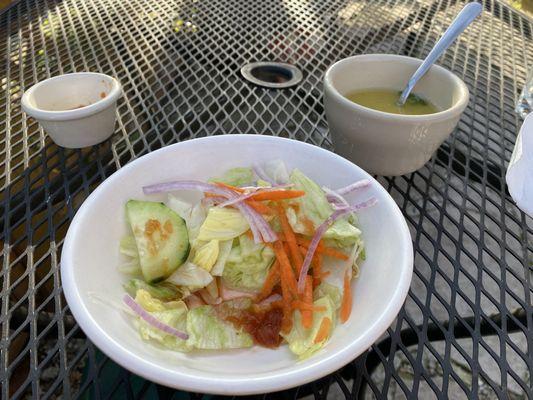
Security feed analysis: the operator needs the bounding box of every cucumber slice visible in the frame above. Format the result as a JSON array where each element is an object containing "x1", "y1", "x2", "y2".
[{"x1": 126, "y1": 200, "x2": 189, "y2": 283}]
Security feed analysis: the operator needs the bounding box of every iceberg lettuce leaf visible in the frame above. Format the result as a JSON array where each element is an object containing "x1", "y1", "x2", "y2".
[
  {"x1": 211, "y1": 239, "x2": 233, "y2": 276},
  {"x1": 134, "y1": 289, "x2": 192, "y2": 351},
  {"x1": 197, "y1": 207, "x2": 250, "y2": 241},
  {"x1": 222, "y1": 234, "x2": 274, "y2": 291},
  {"x1": 313, "y1": 282, "x2": 342, "y2": 311},
  {"x1": 287, "y1": 170, "x2": 361, "y2": 247},
  {"x1": 192, "y1": 240, "x2": 219, "y2": 272},
  {"x1": 167, "y1": 195, "x2": 193, "y2": 221},
  {"x1": 263, "y1": 159, "x2": 290, "y2": 184},
  {"x1": 124, "y1": 279, "x2": 185, "y2": 301},
  {"x1": 209, "y1": 167, "x2": 254, "y2": 187},
  {"x1": 118, "y1": 235, "x2": 141, "y2": 275},
  {"x1": 187, "y1": 305, "x2": 253, "y2": 349},
  {"x1": 165, "y1": 262, "x2": 213, "y2": 290},
  {"x1": 281, "y1": 296, "x2": 335, "y2": 359}
]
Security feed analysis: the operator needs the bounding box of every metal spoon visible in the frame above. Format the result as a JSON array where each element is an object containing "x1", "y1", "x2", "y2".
[{"x1": 397, "y1": 2, "x2": 482, "y2": 106}]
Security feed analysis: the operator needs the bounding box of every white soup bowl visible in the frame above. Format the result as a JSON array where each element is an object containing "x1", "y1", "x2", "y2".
[{"x1": 324, "y1": 54, "x2": 469, "y2": 176}]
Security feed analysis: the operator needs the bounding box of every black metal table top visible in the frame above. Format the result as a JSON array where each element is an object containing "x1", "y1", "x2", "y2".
[{"x1": 1, "y1": 0, "x2": 532, "y2": 398}]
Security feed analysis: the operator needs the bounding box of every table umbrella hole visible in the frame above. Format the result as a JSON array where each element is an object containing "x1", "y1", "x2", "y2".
[{"x1": 241, "y1": 62, "x2": 303, "y2": 88}]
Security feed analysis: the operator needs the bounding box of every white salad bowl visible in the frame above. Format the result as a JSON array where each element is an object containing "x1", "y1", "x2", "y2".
[{"x1": 61, "y1": 135, "x2": 413, "y2": 395}]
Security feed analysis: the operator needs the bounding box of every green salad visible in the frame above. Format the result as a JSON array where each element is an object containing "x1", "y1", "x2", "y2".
[{"x1": 119, "y1": 161, "x2": 375, "y2": 359}]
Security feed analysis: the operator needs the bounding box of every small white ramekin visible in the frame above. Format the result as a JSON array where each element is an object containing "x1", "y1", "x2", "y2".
[
  {"x1": 21, "y1": 72, "x2": 122, "y2": 148},
  {"x1": 324, "y1": 54, "x2": 469, "y2": 176}
]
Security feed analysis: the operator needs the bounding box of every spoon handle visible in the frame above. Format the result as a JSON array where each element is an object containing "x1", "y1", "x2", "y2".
[{"x1": 398, "y1": 2, "x2": 482, "y2": 105}]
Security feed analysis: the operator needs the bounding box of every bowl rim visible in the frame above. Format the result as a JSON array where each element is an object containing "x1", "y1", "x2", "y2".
[
  {"x1": 21, "y1": 72, "x2": 122, "y2": 122},
  {"x1": 323, "y1": 54, "x2": 470, "y2": 121},
  {"x1": 60, "y1": 135, "x2": 413, "y2": 395}
]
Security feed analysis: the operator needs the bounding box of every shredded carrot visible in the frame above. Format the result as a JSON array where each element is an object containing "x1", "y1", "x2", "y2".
[
  {"x1": 213, "y1": 181, "x2": 245, "y2": 193},
  {"x1": 283, "y1": 242, "x2": 297, "y2": 275},
  {"x1": 291, "y1": 301, "x2": 326, "y2": 312},
  {"x1": 277, "y1": 204, "x2": 304, "y2": 273},
  {"x1": 246, "y1": 200, "x2": 273, "y2": 214},
  {"x1": 248, "y1": 190, "x2": 305, "y2": 201},
  {"x1": 297, "y1": 237, "x2": 349, "y2": 260},
  {"x1": 273, "y1": 242, "x2": 298, "y2": 298},
  {"x1": 340, "y1": 269, "x2": 352, "y2": 323},
  {"x1": 273, "y1": 241, "x2": 297, "y2": 334},
  {"x1": 302, "y1": 275, "x2": 313, "y2": 328},
  {"x1": 280, "y1": 274, "x2": 293, "y2": 333},
  {"x1": 314, "y1": 317, "x2": 332, "y2": 344},
  {"x1": 311, "y1": 253, "x2": 322, "y2": 287},
  {"x1": 295, "y1": 236, "x2": 313, "y2": 246},
  {"x1": 257, "y1": 261, "x2": 280, "y2": 300}
]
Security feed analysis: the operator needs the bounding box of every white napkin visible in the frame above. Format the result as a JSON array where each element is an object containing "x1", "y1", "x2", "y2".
[{"x1": 506, "y1": 112, "x2": 533, "y2": 217}]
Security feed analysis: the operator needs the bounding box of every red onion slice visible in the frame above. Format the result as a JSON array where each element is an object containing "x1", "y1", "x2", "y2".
[
  {"x1": 325, "y1": 180, "x2": 370, "y2": 208},
  {"x1": 123, "y1": 294, "x2": 189, "y2": 340},
  {"x1": 234, "y1": 202, "x2": 264, "y2": 243},
  {"x1": 323, "y1": 187, "x2": 350, "y2": 208},
  {"x1": 335, "y1": 179, "x2": 371, "y2": 195},
  {"x1": 217, "y1": 191, "x2": 257, "y2": 208},
  {"x1": 143, "y1": 180, "x2": 234, "y2": 197},
  {"x1": 297, "y1": 197, "x2": 378, "y2": 291},
  {"x1": 258, "y1": 293, "x2": 282, "y2": 306}
]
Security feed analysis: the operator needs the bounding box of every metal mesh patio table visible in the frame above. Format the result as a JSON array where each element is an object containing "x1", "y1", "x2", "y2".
[{"x1": 1, "y1": 0, "x2": 532, "y2": 398}]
